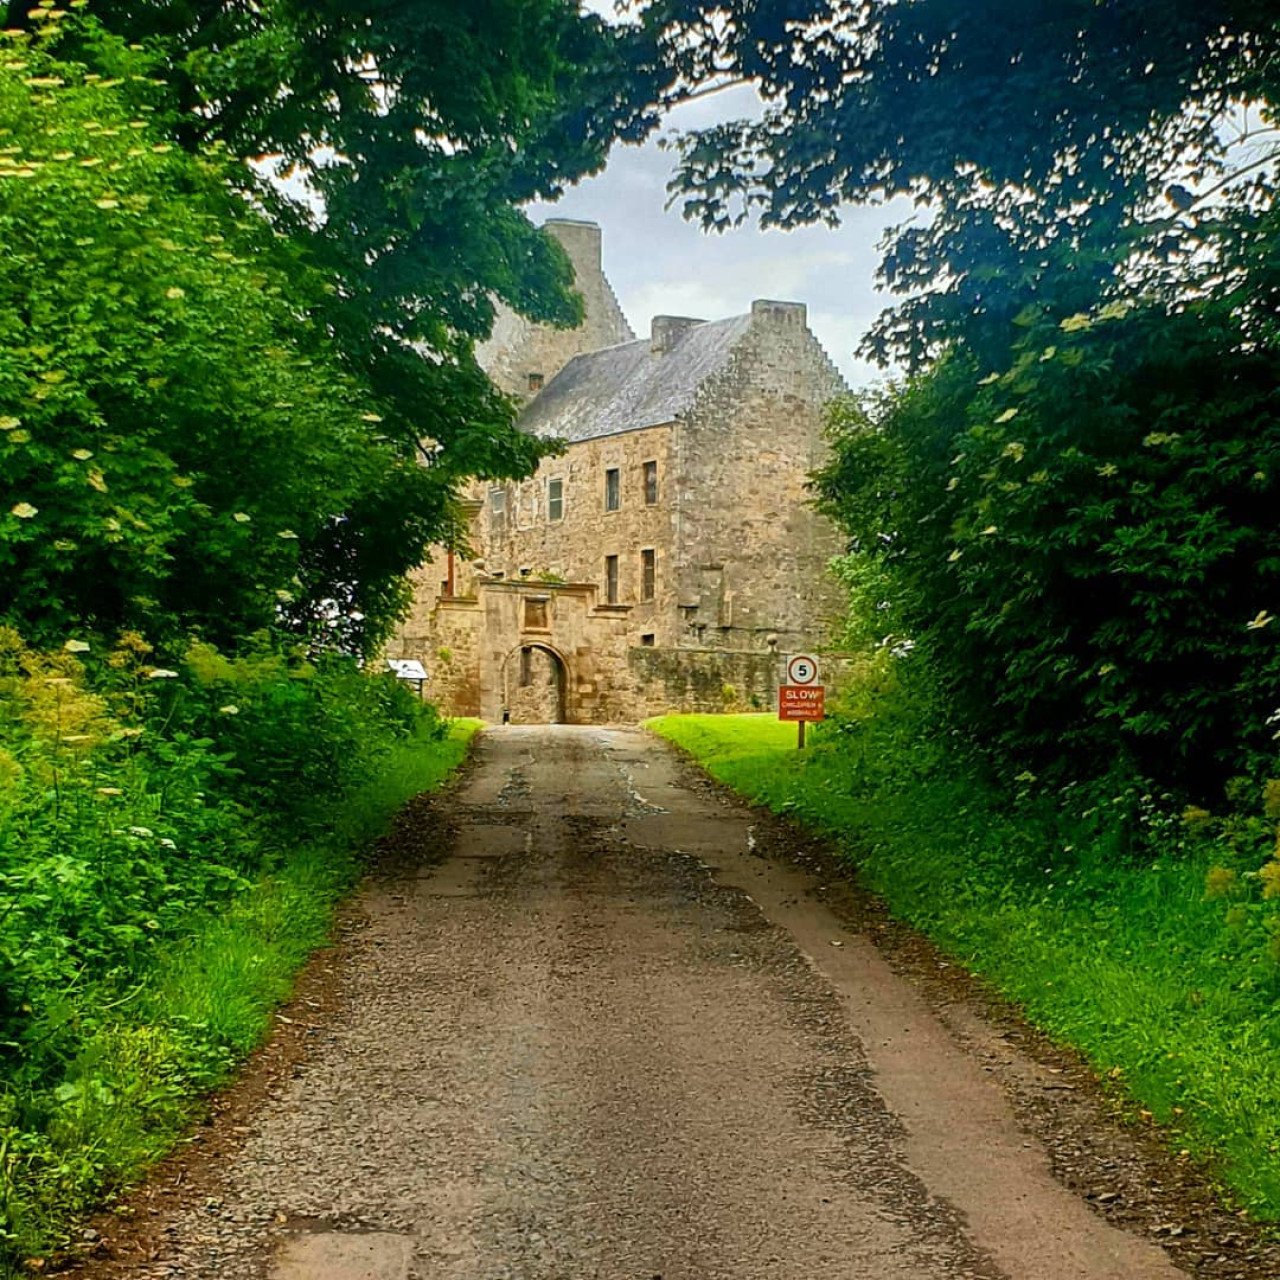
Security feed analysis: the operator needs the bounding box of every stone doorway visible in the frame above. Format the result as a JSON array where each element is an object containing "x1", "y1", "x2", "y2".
[{"x1": 503, "y1": 644, "x2": 568, "y2": 724}]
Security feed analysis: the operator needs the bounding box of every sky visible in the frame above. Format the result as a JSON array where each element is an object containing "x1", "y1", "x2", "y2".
[{"x1": 528, "y1": 14, "x2": 908, "y2": 390}]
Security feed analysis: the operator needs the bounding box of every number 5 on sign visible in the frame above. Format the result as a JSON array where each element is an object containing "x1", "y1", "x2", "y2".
[{"x1": 786, "y1": 653, "x2": 820, "y2": 685}]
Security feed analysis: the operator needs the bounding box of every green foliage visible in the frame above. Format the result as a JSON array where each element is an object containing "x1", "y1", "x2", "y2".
[
  {"x1": 0, "y1": 623, "x2": 475, "y2": 1264},
  {"x1": 64, "y1": 0, "x2": 663, "y2": 338},
  {"x1": 817, "y1": 297, "x2": 1280, "y2": 788},
  {"x1": 650, "y1": 705, "x2": 1280, "y2": 1219},
  {"x1": 10, "y1": 0, "x2": 677, "y2": 591},
  {"x1": 656, "y1": 0, "x2": 1280, "y2": 794},
  {"x1": 661, "y1": 0, "x2": 1279, "y2": 368},
  {"x1": 0, "y1": 21, "x2": 460, "y2": 653}
]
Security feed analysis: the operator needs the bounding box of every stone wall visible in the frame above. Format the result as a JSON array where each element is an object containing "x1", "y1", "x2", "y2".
[
  {"x1": 672, "y1": 300, "x2": 848, "y2": 655},
  {"x1": 628, "y1": 645, "x2": 783, "y2": 715},
  {"x1": 475, "y1": 220, "x2": 635, "y2": 402},
  {"x1": 478, "y1": 423, "x2": 678, "y2": 648}
]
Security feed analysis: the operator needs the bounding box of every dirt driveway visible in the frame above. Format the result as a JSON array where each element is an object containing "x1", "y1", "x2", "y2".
[{"x1": 88, "y1": 726, "x2": 1195, "y2": 1279}]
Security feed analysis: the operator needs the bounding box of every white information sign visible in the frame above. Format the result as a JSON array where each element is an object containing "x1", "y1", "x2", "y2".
[
  {"x1": 786, "y1": 653, "x2": 821, "y2": 686},
  {"x1": 385, "y1": 659, "x2": 428, "y2": 682}
]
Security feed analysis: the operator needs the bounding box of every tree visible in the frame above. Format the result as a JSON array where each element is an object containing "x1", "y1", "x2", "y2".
[
  {"x1": 656, "y1": 0, "x2": 1278, "y2": 364},
  {"x1": 38, "y1": 0, "x2": 669, "y2": 500},
  {"x1": 816, "y1": 306, "x2": 1280, "y2": 789},
  {"x1": 0, "y1": 21, "x2": 454, "y2": 651},
  {"x1": 652, "y1": 0, "x2": 1280, "y2": 788},
  {"x1": 0, "y1": 0, "x2": 674, "y2": 652}
]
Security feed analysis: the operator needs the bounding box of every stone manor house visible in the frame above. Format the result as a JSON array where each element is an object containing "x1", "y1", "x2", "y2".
[{"x1": 386, "y1": 219, "x2": 849, "y2": 724}]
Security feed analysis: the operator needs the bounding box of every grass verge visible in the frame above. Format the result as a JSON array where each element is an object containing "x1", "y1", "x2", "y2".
[
  {"x1": 648, "y1": 711, "x2": 1280, "y2": 1219},
  {"x1": 0, "y1": 718, "x2": 480, "y2": 1273}
]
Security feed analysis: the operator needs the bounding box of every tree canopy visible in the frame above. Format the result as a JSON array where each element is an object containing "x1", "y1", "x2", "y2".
[
  {"x1": 650, "y1": 0, "x2": 1280, "y2": 789},
  {"x1": 0, "y1": 1, "x2": 671, "y2": 654},
  {"x1": 659, "y1": 0, "x2": 1279, "y2": 366}
]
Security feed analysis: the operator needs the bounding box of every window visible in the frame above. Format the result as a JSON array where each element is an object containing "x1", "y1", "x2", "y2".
[
  {"x1": 528, "y1": 372, "x2": 544, "y2": 393},
  {"x1": 640, "y1": 548, "x2": 656, "y2": 602},
  {"x1": 605, "y1": 555, "x2": 619, "y2": 604},
  {"x1": 548, "y1": 477, "x2": 564, "y2": 522},
  {"x1": 490, "y1": 488, "x2": 506, "y2": 515},
  {"x1": 643, "y1": 460, "x2": 658, "y2": 505},
  {"x1": 605, "y1": 467, "x2": 620, "y2": 511},
  {"x1": 640, "y1": 633, "x2": 655, "y2": 647},
  {"x1": 520, "y1": 646, "x2": 533, "y2": 686}
]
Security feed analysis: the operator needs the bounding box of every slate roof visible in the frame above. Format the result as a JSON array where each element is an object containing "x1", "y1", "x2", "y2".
[{"x1": 516, "y1": 315, "x2": 753, "y2": 443}]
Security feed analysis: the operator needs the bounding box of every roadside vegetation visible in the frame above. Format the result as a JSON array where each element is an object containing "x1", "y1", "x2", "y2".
[
  {"x1": 647, "y1": 0, "x2": 1280, "y2": 1226},
  {"x1": 0, "y1": 1, "x2": 645, "y2": 1267},
  {"x1": 0, "y1": 624, "x2": 479, "y2": 1263},
  {"x1": 651, "y1": 700, "x2": 1280, "y2": 1218}
]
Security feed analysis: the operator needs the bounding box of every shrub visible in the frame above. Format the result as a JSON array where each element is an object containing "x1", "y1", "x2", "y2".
[{"x1": 817, "y1": 300, "x2": 1280, "y2": 795}]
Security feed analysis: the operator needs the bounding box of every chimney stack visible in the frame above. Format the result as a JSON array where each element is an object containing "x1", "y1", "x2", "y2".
[
  {"x1": 543, "y1": 219, "x2": 602, "y2": 279},
  {"x1": 750, "y1": 299, "x2": 807, "y2": 329},
  {"x1": 651, "y1": 315, "x2": 704, "y2": 356}
]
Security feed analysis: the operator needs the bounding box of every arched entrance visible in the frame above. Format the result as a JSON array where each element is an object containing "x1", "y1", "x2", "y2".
[{"x1": 501, "y1": 643, "x2": 568, "y2": 724}]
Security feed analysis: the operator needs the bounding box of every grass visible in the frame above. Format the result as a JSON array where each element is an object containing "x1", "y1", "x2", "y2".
[
  {"x1": 0, "y1": 718, "x2": 480, "y2": 1272},
  {"x1": 648, "y1": 710, "x2": 1280, "y2": 1219}
]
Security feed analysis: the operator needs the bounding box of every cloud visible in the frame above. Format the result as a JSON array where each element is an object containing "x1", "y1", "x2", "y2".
[{"x1": 530, "y1": 81, "x2": 906, "y2": 388}]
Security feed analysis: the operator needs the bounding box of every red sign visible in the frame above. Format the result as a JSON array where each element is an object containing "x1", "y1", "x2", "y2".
[{"x1": 778, "y1": 684, "x2": 825, "y2": 722}]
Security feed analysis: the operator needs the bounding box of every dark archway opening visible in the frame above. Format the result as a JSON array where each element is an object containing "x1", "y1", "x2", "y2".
[{"x1": 502, "y1": 644, "x2": 568, "y2": 724}]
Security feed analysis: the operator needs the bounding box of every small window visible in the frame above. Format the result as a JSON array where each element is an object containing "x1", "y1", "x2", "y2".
[
  {"x1": 528, "y1": 372, "x2": 545, "y2": 393},
  {"x1": 520, "y1": 646, "x2": 533, "y2": 686},
  {"x1": 605, "y1": 467, "x2": 620, "y2": 512},
  {"x1": 643, "y1": 460, "x2": 658, "y2": 505},
  {"x1": 605, "y1": 554, "x2": 619, "y2": 604},
  {"x1": 640, "y1": 548, "x2": 656, "y2": 602},
  {"x1": 490, "y1": 488, "x2": 506, "y2": 515},
  {"x1": 640, "y1": 633, "x2": 655, "y2": 647},
  {"x1": 548, "y1": 477, "x2": 564, "y2": 522}
]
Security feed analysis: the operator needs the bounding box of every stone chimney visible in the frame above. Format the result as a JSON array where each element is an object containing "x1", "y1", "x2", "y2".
[
  {"x1": 750, "y1": 299, "x2": 808, "y2": 330},
  {"x1": 651, "y1": 315, "x2": 704, "y2": 356},
  {"x1": 543, "y1": 218, "x2": 603, "y2": 280}
]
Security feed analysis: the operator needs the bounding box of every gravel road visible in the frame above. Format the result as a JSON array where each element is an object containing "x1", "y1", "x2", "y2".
[{"x1": 87, "y1": 726, "x2": 1192, "y2": 1280}]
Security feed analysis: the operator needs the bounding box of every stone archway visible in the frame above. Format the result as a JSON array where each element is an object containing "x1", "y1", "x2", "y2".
[{"x1": 501, "y1": 643, "x2": 568, "y2": 724}]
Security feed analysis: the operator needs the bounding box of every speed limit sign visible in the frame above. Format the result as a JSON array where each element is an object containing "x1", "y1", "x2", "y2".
[{"x1": 786, "y1": 653, "x2": 820, "y2": 685}]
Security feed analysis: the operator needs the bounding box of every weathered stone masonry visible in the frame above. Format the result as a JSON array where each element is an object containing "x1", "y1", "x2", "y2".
[{"x1": 387, "y1": 221, "x2": 849, "y2": 723}]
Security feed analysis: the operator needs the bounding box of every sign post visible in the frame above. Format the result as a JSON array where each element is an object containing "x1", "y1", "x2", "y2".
[{"x1": 778, "y1": 653, "x2": 824, "y2": 748}]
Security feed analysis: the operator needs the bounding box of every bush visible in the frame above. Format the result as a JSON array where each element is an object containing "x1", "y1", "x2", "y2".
[
  {"x1": 817, "y1": 301, "x2": 1280, "y2": 795},
  {"x1": 0, "y1": 625, "x2": 461, "y2": 1261}
]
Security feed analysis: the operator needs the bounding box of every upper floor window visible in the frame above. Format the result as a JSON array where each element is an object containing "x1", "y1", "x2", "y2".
[
  {"x1": 605, "y1": 554, "x2": 619, "y2": 604},
  {"x1": 605, "y1": 467, "x2": 621, "y2": 512},
  {"x1": 528, "y1": 372, "x2": 544, "y2": 393},
  {"x1": 640, "y1": 548, "x2": 656, "y2": 602},
  {"x1": 490, "y1": 488, "x2": 506, "y2": 515},
  {"x1": 548, "y1": 477, "x2": 564, "y2": 522},
  {"x1": 643, "y1": 460, "x2": 658, "y2": 505}
]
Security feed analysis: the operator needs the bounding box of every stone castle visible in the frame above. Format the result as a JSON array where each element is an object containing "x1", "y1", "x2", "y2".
[{"x1": 387, "y1": 219, "x2": 850, "y2": 724}]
